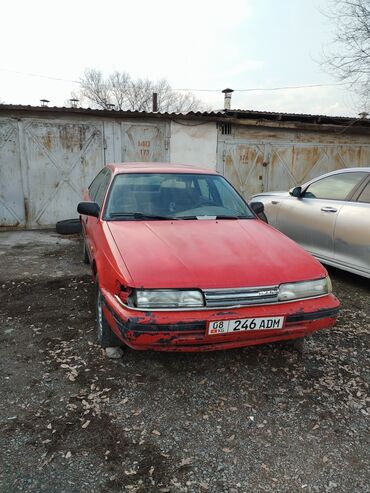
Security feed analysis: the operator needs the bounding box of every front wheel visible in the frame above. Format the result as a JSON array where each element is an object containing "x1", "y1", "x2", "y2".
[{"x1": 96, "y1": 281, "x2": 122, "y2": 348}]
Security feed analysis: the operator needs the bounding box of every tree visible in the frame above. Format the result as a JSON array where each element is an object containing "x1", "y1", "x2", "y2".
[
  {"x1": 73, "y1": 69, "x2": 206, "y2": 113},
  {"x1": 321, "y1": 0, "x2": 370, "y2": 109}
]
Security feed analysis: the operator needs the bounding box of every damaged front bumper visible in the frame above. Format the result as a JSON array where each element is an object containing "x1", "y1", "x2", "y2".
[{"x1": 100, "y1": 289, "x2": 340, "y2": 352}]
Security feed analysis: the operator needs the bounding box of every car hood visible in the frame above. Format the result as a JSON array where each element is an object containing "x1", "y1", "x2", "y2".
[{"x1": 107, "y1": 219, "x2": 326, "y2": 289}]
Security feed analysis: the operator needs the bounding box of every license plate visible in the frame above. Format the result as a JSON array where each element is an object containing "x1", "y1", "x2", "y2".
[{"x1": 208, "y1": 317, "x2": 284, "y2": 335}]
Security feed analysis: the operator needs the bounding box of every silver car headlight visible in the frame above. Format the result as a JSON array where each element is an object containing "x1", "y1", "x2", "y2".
[
  {"x1": 132, "y1": 289, "x2": 204, "y2": 309},
  {"x1": 278, "y1": 277, "x2": 332, "y2": 302}
]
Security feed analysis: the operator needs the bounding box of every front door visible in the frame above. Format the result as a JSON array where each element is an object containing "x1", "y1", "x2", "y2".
[{"x1": 277, "y1": 171, "x2": 368, "y2": 260}]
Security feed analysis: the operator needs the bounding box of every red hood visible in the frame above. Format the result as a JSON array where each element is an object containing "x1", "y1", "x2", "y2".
[{"x1": 107, "y1": 219, "x2": 326, "y2": 289}]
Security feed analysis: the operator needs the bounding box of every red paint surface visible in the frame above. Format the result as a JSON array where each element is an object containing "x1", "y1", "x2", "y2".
[{"x1": 107, "y1": 219, "x2": 325, "y2": 288}]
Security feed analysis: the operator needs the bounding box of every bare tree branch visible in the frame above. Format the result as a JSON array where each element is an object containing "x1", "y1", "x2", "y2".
[
  {"x1": 79, "y1": 69, "x2": 111, "y2": 109},
  {"x1": 74, "y1": 69, "x2": 206, "y2": 113},
  {"x1": 321, "y1": 0, "x2": 370, "y2": 110}
]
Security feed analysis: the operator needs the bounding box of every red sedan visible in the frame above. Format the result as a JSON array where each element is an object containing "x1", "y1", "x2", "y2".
[{"x1": 78, "y1": 163, "x2": 339, "y2": 352}]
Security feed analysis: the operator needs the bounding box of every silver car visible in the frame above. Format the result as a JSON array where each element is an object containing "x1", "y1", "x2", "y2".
[{"x1": 250, "y1": 168, "x2": 370, "y2": 278}]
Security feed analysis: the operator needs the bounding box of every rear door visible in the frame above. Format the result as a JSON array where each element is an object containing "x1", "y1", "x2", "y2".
[
  {"x1": 333, "y1": 175, "x2": 370, "y2": 276},
  {"x1": 276, "y1": 171, "x2": 368, "y2": 260}
]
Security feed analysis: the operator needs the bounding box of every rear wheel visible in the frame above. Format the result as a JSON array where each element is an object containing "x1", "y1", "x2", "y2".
[{"x1": 96, "y1": 280, "x2": 121, "y2": 348}]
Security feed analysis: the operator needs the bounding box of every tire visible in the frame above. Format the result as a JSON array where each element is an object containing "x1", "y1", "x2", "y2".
[
  {"x1": 83, "y1": 239, "x2": 90, "y2": 264},
  {"x1": 56, "y1": 219, "x2": 82, "y2": 235},
  {"x1": 96, "y1": 280, "x2": 121, "y2": 348}
]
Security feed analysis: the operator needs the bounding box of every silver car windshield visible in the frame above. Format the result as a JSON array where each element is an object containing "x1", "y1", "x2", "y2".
[{"x1": 104, "y1": 173, "x2": 254, "y2": 220}]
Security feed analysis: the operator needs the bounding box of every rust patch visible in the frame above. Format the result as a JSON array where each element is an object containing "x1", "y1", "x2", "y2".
[{"x1": 42, "y1": 132, "x2": 53, "y2": 151}]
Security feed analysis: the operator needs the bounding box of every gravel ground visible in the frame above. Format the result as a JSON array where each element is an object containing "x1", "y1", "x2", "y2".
[{"x1": 0, "y1": 231, "x2": 369, "y2": 493}]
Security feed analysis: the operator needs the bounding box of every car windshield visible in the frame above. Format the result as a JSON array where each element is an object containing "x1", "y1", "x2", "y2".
[{"x1": 104, "y1": 172, "x2": 254, "y2": 220}]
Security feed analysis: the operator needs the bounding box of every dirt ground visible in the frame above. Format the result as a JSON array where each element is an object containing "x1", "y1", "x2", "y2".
[{"x1": 0, "y1": 231, "x2": 369, "y2": 493}]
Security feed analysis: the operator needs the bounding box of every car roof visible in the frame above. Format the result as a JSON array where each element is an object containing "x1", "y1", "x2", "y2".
[
  {"x1": 303, "y1": 167, "x2": 370, "y2": 186},
  {"x1": 323, "y1": 167, "x2": 370, "y2": 174},
  {"x1": 106, "y1": 162, "x2": 219, "y2": 175}
]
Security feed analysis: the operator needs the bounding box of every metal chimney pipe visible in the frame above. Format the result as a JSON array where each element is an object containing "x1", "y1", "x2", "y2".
[
  {"x1": 222, "y1": 88, "x2": 234, "y2": 110},
  {"x1": 152, "y1": 92, "x2": 158, "y2": 112},
  {"x1": 69, "y1": 98, "x2": 79, "y2": 108}
]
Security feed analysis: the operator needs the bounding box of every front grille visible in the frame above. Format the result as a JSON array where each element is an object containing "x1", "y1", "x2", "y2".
[{"x1": 204, "y1": 286, "x2": 279, "y2": 308}]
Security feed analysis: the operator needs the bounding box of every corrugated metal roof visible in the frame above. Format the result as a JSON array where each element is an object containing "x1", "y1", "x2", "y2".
[
  {"x1": 0, "y1": 104, "x2": 225, "y2": 119},
  {"x1": 0, "y1": 103, "x2": 369, "y2": 128},
  {"x1": 214, "y1": 108, "x2": 370, "y2": 127}
]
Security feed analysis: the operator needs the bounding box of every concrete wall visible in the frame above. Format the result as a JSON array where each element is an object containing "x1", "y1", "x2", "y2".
[{"x1": 170, "y1": 121, "x2": 217, "y2": 169}]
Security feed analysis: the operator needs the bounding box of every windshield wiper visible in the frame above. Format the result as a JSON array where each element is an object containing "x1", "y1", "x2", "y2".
[
  {"x1": 109, "y1": 212, "x2": 176, "y2": 220},
  {"x1": 175, "y1": 215, "x2": 199, "y2": 220},
  {"x1": 176, "y1": 215, "x2": 251, "y2": 220},
  {"x1": 217, "y1": 215, "x2": 252, "y2": 219}
]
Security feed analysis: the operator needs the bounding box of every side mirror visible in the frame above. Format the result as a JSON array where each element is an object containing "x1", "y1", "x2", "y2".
[
  {"x1": 289, "y1": 186, "x2": 302, "y2": 198},
  {"x1": 77, "y1": 201, "x2": 100, "y2": 218},
  {"x1": 249, "y1": 201, "x2": 264, "y2": 215}
]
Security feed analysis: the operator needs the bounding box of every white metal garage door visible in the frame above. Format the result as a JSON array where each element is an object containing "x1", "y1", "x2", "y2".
[
  {"x1": 121, "y1": 122, "x2": 169, "y2": 162},
  {"x1": 0, "y1": 119, "x2": 25, "y2": 227},
  {"x1": 23, "y1": 120, "x2": 104, "y2": 228},
  {"x1": 218, "y1": 140, "x2": 370, "y2": 201}
]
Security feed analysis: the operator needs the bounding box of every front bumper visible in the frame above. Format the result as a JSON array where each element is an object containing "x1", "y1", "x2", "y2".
[{"x1": 101, "y1": 289, "x2": 340, "y2": 352}]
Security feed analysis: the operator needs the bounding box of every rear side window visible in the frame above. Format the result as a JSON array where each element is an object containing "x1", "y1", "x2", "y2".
[
  {"x1": 357, "y1": 180, "x2": 370, "y2": 203},
  {"x1": 303, "y1": 172, "x2": 367, "y2": 200},
  {"x1": 88, "y1": 169, "x2": 106, "y2": 201},
  {"x1": 94, "y1": 170, "x2": 112, "y2": 207}
]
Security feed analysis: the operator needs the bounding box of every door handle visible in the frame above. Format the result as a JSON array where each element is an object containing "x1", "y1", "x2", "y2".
[
  {"x1": 321, "y1": 207, "x2": 337, "y2": 213},
  {"x1": 271, "y1": 200, "x2": 280, "y2": 205}
]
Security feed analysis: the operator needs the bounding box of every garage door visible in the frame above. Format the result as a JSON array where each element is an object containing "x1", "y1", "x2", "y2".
[
  {"x1": 217, "y1": 141, "x2": 269, "y2": 200},
  {"x1": 121, "y1": 122, "x2": 169, "y2": 162},
  {"x1": 218, "y1": 140, "x2": 370, "y2": 200},
  {"x1": 23, "y1": 120, "x2": 104, "y2": 228},
  {"x1": 0, "y1": 119, "x2": 25, "y2": 228}
]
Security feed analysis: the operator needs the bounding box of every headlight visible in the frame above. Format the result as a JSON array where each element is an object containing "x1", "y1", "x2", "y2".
[
  {"x1": 132, "y1": 289, "x2": 204, "y2": 309},
  {"x1": 278, "y1": 277, "x2": 332, "y2": 301}
]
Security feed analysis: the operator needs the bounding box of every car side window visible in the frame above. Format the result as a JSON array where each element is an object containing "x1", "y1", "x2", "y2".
[
  {"x1": 94, "y1": 170, "x2": 112, "y2": 207},
  {"x1": 88, "y1": 169, "x2": 106, "y2": 201},
  {"x1": 303, "y1": 172, "x2": 367, "y2": 200},
  {"x1": 357, "y1": 180, "x2": 370, "y2": 203}
]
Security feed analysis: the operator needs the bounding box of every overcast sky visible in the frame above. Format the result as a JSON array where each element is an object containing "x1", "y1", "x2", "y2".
[{"x1": 0, "y1": 0, "x2": 360, "y2": 116}]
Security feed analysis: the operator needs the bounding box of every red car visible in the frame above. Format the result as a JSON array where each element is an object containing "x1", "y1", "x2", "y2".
[{"x1": 78, "y1": 163, "x2": 339, "y2": 352}]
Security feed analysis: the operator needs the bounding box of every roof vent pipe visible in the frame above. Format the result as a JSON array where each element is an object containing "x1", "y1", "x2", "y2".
[
  {"x1": 40, "y1": 99, "x2": 50, "y2": 107},
  {"x1": 222, "y1": 88, "x2": 234, "y2": 110},
  {"x1": 152, "y1": 92, "x2": 158, "y2": 112},
  {"x1": 69, "y1": 98, "x2": 79, "y2": 108}
]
